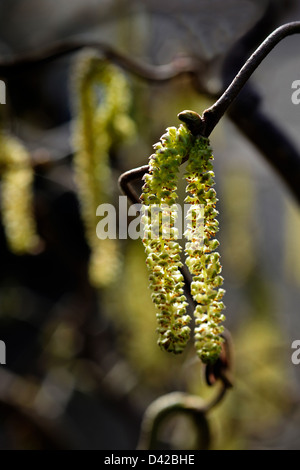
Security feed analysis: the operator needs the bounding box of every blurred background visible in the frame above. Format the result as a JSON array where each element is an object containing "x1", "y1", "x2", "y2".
[{"x1": 0, "y1": 0, "x2": 299, "y2": 450}]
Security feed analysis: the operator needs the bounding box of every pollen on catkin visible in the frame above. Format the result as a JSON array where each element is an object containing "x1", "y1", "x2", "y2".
[
  {"x1": 0, "y1": 131, "x2": 39, "y2": 254},
  {"x1": 141, "y1": 124, "x2": 193, "y2": 354},
  {"x1": 72, "y1": 51, "x2": 135, "y2": 288},
  {"x1": 184, "y1": 136, "x2": 225, "y2": 365}
]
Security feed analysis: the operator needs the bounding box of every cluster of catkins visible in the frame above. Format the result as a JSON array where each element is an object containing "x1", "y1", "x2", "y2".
[
  {"x1": 72, "y1": 52, "x2": 135, "y2": 288},
  {"x1": 141, "y1": 119, "x2": 225, "y2": 365}
]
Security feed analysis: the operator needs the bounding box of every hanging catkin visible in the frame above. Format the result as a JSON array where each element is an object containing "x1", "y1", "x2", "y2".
[
  {"x1": 184, "y1": 134, "x2": 225, "y2": 365},
  {"x1": 72, "y1": 51, "x2": 134, "y2": 288},
  {"x1": 141, "y1": 125, "x2": 193, "y2": 354},
  {"x1": 142, "y1": 110, "x2": 226, "y2": 364},
  {"x1": 0, "y1": 130, "x2": 39, "y2": 254}
]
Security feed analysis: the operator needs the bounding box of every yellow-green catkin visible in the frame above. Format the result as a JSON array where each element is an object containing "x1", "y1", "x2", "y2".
[
  {"x1": 72, "y1": 51, "x2": 135, "y2": 288},
  {"x1": 141, "y1": 125, "x2": 193, "y2": 354},
  {"x1": 184, "y1": 136, "x2": 225, "y2": 365},
  {"x1": 0, "y1": 131, "x2": 39, "y2": 254}
]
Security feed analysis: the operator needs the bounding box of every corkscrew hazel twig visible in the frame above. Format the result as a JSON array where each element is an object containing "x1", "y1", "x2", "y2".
[{"x1": 137, "y1": 376, "x2": 230, "y2": 450}]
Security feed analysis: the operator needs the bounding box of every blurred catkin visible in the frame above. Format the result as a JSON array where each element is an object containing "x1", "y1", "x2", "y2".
[
  {"x1": 0, "y1": 130, "x2": 39, "y2": 254},
  {"x1": 72, "y1": 51, "x2": 135, "y2": 288}
]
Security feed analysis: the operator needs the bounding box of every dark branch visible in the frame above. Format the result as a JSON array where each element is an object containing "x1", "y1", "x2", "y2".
[
  {"x1": 118, "y1": 164, "x2": 149, "y2": 204},
  {"x1": 118, "y1": 21, "x2": 300, "y2": 205},
  {"x1": 228, "y1": 85, "x2": 300, "y2": 203},
  {"x1": 202, "y1": 21, "x2": 300, "y2": 137}
]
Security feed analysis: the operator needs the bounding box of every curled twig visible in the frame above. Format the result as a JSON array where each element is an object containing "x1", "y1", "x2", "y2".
[
  {"x1": 137, "y1": 331, "x2": 233, "y2": 449},
  {"x1": 137, "y1": 381, "x2": 229, "y2": 450}
]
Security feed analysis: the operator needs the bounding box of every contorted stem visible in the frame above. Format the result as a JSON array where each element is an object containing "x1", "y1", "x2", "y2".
[
  {"x1": 119, "y1": 22, "x2": 300, "y2": 202},
  {"x1": 137, "y1": 384, "x2": 228, "y2": 450}
]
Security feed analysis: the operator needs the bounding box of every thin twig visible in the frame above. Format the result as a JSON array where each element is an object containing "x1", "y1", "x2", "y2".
[
  {"x1": 118, "y1": 164, "x2": 149, "y2": 204},
  {"x1": 202, "y1": 21, "x2": 300, "y2": 136},
  {"x1": 119, "y1": 21, "x2": 300, "y2": 210}
]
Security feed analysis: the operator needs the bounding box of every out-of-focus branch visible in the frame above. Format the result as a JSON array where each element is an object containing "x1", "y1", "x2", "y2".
[
  {"x1": 228, "y1": 85, "x2": 300, "y2": 203},
  {"x1": 0, "y1": 367, "x2": 73, "y2": 449},
  {"x1": 0, "y1": 39, "x2": 204, "y2": 85}
]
